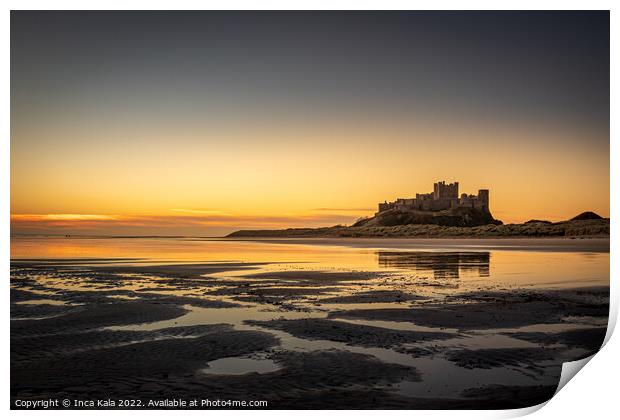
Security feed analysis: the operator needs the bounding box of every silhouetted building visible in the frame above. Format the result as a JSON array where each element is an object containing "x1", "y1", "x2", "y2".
[{"x1": 377, "y1": 181, "x2": 489, "y2": 215}]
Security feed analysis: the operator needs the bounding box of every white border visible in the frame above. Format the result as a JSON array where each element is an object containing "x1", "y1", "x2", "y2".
[{"x1": 3, "y1": 2, "x2": 617, "y2": 419}]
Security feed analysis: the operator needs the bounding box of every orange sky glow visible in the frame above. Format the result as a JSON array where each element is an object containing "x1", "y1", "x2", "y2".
[
  {"x1": 11, "y1": 12, "x2": 609, "y2": 236},
  {"x1": 11, "y1": 116, "x2": 609, "y2": 236}
]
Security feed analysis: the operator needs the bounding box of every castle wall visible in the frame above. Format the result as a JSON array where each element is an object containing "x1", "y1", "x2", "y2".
[
  {"x1": 377, "y1": 182, "x2": 489, "y2": 215},
  {"x1": 378, "y1": 201, "x2": 395, "y2": 213}
]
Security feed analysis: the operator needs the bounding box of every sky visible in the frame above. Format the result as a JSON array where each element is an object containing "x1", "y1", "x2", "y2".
[{"x1": 11, "y1": 11, "x2": 610, "y2": 236}]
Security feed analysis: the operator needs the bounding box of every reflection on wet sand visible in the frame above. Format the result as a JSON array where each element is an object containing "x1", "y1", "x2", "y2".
[
  {"x1": 377, "y1": 251, "x2": 490, "y2": 280},
  {"x1": 10, "y1": 237, "x2": 609, "y2": 409}
]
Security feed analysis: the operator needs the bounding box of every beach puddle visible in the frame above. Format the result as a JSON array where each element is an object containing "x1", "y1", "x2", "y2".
[
  {"x1": 331, "y1": 317, "x2": 459, "y2": 334},
  {"x1": 15, "y1": 299, "x2": 70, "y2": 306},
  {"x1": 394, "y1": 357, "x2": 558, "y2": 398},
  {"x1": 109, "y1": 304, "x2": 320, "y2": 331},
  {"x1": 201, "y1": 356, "x2": 282, "y2": 375}
]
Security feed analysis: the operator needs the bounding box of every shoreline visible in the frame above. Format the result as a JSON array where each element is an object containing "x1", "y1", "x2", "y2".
[{"x1": 216, "y1": 236, "x2": 610, "y2": 253}]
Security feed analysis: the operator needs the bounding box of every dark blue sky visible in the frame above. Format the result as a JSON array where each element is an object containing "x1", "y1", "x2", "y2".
[{"x1": 12, "y1": 11, "x2": 609, "y2": 132}]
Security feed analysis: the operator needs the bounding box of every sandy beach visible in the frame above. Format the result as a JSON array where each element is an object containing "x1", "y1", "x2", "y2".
[
  {"x1": 10, "y1": 236, "x2": 610, "y2": 409},
  {"x1": 218, "y1": 237, "x2": 610, "y2": 253}
]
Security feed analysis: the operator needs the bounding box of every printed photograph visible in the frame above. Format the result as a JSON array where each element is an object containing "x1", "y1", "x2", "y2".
[{"x1": 10, "y1": 10, "x2": 610, "y2": 410}]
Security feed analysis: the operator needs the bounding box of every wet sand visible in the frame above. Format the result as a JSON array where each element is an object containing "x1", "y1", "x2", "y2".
[
  {"x1": 10, "y1": 240, "x2": 609, "y2": 409},
  {"x1": 221, "y1": 237, "x2": 610, "y2": 253},
  {"x1": 330, "y1": 288, "x2": 609, "y2": 330},
  {"x1": 246, "y1": 318, "x2": 457, "y2": 347}
]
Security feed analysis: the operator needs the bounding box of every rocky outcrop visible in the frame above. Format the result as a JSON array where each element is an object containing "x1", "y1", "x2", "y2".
[{"x1": 353, "y1": 207, "x2": 502, "y2": 228}]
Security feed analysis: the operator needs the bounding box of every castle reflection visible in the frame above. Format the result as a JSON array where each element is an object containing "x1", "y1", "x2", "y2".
[{"x1": 376, "y1": 251, "x2": 491, "y2": 280}]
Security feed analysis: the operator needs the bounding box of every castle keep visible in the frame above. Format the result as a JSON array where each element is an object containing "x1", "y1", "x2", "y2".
[{"x1": 377, "y1": 181, "x2": 490, "y2": 215}]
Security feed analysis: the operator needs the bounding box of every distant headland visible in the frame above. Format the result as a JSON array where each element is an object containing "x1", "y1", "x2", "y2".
[{"x1": 228, "y1": 180, "x2": 609, "y2": 239}]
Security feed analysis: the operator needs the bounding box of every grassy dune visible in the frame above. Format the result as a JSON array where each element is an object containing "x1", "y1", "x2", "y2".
[{"x1": 228, "y1": 219, "x2": 609, "y2": 238}]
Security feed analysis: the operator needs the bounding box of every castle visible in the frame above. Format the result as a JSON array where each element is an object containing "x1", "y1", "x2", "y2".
[{"x1": 377, "y1": 181, "x2": 490, "y2": 215}]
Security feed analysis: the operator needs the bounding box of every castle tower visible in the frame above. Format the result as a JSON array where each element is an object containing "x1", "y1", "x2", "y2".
[
  {"x1": 433, "y1": 181, "x2": 442, "y2": 199},
  {"x1": 434, "y1": 181, "x2": 459, "y2": 200},
  {"x1": 478, "y1": 189, "x2": 489, "y2": 211}
]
